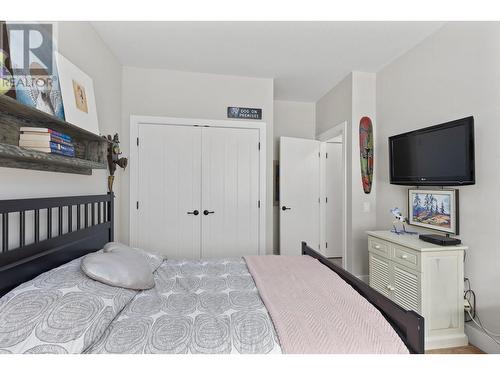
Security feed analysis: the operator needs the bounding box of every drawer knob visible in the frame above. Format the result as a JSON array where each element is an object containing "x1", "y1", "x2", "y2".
[
  {"x1": 386, "y1": 285, "x2": 395, "y2": 291},
  {"x1": 374, "y1": 245, "x2": 381, "y2": 250},
  {"x1": 401, "y1": 254, "x2": 408, "y2": 259}
]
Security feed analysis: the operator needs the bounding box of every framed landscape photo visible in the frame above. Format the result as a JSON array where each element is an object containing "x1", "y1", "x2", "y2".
[
  {"x1": 55, "y1": 52, "x2": 99, "y2": 134},
  {"x1": 408, "y1": 189, "x2": 459, "y2": 235}
]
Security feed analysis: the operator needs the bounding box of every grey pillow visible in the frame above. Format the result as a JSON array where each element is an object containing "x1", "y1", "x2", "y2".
[
  {"x1": 103, "y1": 242, "x2": 164, "y2": 272},
  {"x1": 81, "y1": 251, "x2": 154, "y2": 290}
]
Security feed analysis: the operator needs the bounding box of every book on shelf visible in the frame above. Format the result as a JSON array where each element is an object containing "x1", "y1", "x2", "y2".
[
  {"x1": 19, "y1": 127, "x2": 73, "y2": 142},
  {"x1": 19, "y1": 136, "x2": 75, "y2": 157},
  {"x1": 19, "y1": 133, "x2": 74, "y2": 147},
  {"x1": 22, "y1": 145, "x2": 75, "y2": 157},
  {"x1": 20, "y1": 140, "x2": 74, "y2": 151}
]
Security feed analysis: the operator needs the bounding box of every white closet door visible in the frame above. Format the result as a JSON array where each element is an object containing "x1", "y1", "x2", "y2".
[
  {"x1": 201, "y1": 127, "x2": 260, "y2": 257},
  {"x1": 137, "y1": 124, "x2": 202, "y2": 258},
  {"x1": 280, "y1": 136, "x2": 320, "y2": 255}
]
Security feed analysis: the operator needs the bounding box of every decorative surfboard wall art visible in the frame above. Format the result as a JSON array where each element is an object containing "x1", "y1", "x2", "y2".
[{"x1": 359, "y1": 116, "x2": 374, "y2": 194}]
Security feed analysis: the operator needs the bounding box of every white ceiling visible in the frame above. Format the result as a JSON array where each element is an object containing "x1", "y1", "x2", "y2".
[{"x1": 92, "y1": 21, "x2": 444, "y2": 102}]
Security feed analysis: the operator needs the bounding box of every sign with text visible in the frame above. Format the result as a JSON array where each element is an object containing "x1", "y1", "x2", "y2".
[
  {"x1": 227, "y1": 107, "x2": 262, "y2": 120},
  {"x1": 4, "y1": 23, "x2": 55, "y2": 75}
]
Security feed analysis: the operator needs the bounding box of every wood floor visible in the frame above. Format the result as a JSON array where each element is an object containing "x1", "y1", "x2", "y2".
[{"x1": 426, "y1": 345, "x2": 484, "y2": 354}]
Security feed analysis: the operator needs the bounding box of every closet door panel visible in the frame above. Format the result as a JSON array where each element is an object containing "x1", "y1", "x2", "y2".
[
  {"x1": 201, "y1": 127, "x2": 260, "y2": 257},
  {"x1": 137, "y1": 124, "x2": 201, "y2": 258}
]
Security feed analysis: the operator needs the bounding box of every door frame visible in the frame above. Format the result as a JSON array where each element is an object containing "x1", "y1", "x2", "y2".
[
  {"x1": 317, "y1": 121, "x2": 349, "y2": 269},
  {"x1": 129, "y1": 115, "x2": 267, "y2": 255}
]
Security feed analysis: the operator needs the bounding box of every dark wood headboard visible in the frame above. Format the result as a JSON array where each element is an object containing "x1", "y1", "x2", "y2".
[
  {"x1": 0, "y1": 193, "x2": 114, "y2": 296},
  {"x1": 302, "y1": 241, "x2": 425, "y2": 354}
]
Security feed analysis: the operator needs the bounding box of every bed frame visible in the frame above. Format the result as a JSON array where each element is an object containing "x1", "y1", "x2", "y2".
[
  {"x1": 0, "y1": 194, "x2": 114, "y2": 296},
  {"x1": 0, "y1": 194, "x2": 422, "y2": 354},
  {"x1": 302, "y1": 241, "x2": 425, "y2": 354}
]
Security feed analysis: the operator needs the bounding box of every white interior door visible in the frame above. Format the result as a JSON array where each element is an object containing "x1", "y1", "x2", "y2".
[
  {"x1": 280, "y1": 136, "x2": 320, "y2": 255},
  {"x1": 137, "y1": 124, "x2": 202, "y2": 258},
  {"x1": 201, "y1": 127, "x2": 260, "y2": 257},
  {"x1": 325, "y1": 142, "x2": 343, "y2": 257}
]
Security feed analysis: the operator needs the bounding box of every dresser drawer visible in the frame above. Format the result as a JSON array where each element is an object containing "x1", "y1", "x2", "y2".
[
  {"x1": 368, "y1": 237, "x2": 390, "y2": 257},
  {"x1": 392, "y1": 244, "x2": 420, "y2": 271}
]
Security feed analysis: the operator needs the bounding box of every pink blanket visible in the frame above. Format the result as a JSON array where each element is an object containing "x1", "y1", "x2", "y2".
[{"x1": 244, "y1": 255, "x2": 409, "y2": 354}]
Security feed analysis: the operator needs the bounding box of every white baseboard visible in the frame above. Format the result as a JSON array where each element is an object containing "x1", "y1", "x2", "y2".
[
  {"x1": 426, "y1": 333, "x2": 468, "y2": 350},
  {"x1": 465, "y1": 322, "x2": 500, "y2": 354},
  {"x1": 357, "y1": 274, "x2": 369, "y2": 284}
]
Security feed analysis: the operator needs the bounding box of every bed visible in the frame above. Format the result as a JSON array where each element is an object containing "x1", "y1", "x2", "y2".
[{"x1": 0, "y1": 194, "x2": 424, "y2": 354}]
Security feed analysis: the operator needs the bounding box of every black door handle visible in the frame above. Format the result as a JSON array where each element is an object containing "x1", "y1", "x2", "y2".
[
  {"x1": 187, "y1": 210, "x2": 199, "y2": 216},
  {"x1": 203, "y1": 210, "x2": 215, "y2": 215},
  {"x1": 282, "y1": 206, "x2": 291, "y2": 211}
]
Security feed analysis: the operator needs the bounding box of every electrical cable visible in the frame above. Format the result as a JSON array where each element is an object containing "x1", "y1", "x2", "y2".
[
  {"x1": 463, "y1": 277, "x2": 500, "y2": 346},
  {"x1": 467, "y1": 310, "x2": 500, "y2": 346},
  {"x1": 464, "y1": 277, "x2": 476, "y2": 322}
]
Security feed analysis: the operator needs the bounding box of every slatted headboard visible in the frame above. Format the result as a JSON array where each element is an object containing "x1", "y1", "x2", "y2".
[{"x1": 0, "y1": 193, "x2": 114, "y2": 296}]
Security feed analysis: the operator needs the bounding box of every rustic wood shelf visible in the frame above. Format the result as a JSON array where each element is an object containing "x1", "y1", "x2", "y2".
[
  {"x1": 0, "y1": 94, "x2": 109, "y2": 175},
  {"x1": 0, "y1": 143, "x2": 106, "y2": 175},
  {"x1": 0, "y1": 95, "x2": 108, "y2": 143}
]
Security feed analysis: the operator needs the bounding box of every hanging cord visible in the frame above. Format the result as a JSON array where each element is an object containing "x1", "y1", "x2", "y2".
[
  {"x1": 464, "y1": 277, "x2": 500, "y2": 346},
  {"x1": 464, "y1": 277, "x2": 476, "y2": 322},
  {"x1": 467, "y1": 310, "x2": 500, "y2": 346}
]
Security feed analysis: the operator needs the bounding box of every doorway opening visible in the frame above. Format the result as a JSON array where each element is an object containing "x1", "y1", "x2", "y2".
[
  {"x1": 318, "y1": 121, "x2": 348, "y2": 269},
  {"x1": 279, "y1": 121, "x2": 348, "y2": 266}
]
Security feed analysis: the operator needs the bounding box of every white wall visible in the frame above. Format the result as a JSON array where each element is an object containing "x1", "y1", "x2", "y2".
[
  {"x1": 315, "y1": 72, "x2": 376, "y2": 277},
  {"x1": 376, "y1": 22, "x2": 500, "y2": 353},
  {"x1": 351, "y1": 72, "x2": 377, "y2": 277},
  {"x1": 316, "y1": 73, "x2": 352, "y2": 136},
  {"x1": 0, "y1": 22, "x2": 123, "y2": 238},
  {"x1": 121, "y1": 67, "x2": 275, "y2": 253},
  {"x1": 274, "y1": 100, "x2": 315, "y2": 253},
  {"x1": 274, "y1": 100, "x2": 316, "y2": 158}
]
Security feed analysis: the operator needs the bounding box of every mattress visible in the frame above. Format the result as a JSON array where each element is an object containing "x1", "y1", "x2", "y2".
[
  {"x1": 0, "y1": 256, "x2": 137, "y2": 354},
  {"x1": 0, "y1": 256, "x2": 281, "y2": 354},
  {"x1": 85, "y1": 257, "x2": 281, "y2": 354},
  {"x1": 0, "y1": 253, "x2": 408, "y2": 354},
  {"x1": 246, "y1": 255, "x2": 409, "y2": 354}
]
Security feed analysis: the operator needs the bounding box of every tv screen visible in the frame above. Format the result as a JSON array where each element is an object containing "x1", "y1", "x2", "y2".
[{"x1": 389, "y1": 117, "x2": 475, "y2": 186}]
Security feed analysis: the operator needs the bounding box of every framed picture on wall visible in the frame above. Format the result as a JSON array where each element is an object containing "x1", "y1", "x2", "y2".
[
  {"x1": 408, "y1": 189, "x2": 459, "y2": 235},
  {"x1": 55, "y1": 52, "x2": 99, "y2": 134}
]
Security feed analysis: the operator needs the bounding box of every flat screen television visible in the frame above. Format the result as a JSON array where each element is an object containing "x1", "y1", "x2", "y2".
[{"x1": 389, "y1": 116, "x2": 475, "y2": 186}]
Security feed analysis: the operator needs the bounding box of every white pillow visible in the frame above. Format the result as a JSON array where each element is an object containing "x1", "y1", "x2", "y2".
[
  {"x1": 103, "y1": 242, "x2": 164, "y2": 272},
  {"x1": 81, "y1": 251, "x2": 154, "y2": 290}
]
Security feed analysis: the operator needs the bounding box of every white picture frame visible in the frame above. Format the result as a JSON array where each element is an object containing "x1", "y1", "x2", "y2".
[
  {"x1": 407, "y1": 189, "x2": 459, "y2": 235},
  {"x1": 55, "y1": 52, "x2": 99, "y2": 135}
]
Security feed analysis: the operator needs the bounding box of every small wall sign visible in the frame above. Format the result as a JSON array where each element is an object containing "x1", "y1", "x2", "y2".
[{"x1": 227, "y1": 107, "x2": 262, "y2": 120}]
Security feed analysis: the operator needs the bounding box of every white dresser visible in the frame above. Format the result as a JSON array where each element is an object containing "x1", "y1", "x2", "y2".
[{"x1": 367, "y1": 230, "x2": 468, "y2": 350}]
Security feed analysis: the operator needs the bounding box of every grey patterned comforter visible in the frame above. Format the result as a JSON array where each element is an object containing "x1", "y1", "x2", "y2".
[
  {"x1": 0, "y1": 256, "x2": 281, "y2": 354},
  {"x1": 86, "y1": 257, "x2": 281, "y2": 354},
  {"x1": 0, "y1": 256, "x2": 137, "y2": 354}
]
